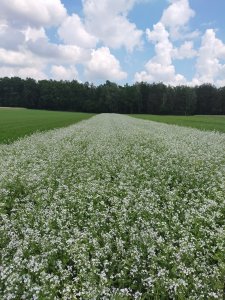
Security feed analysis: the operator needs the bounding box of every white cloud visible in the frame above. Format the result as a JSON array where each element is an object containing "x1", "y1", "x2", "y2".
[
  {"x1": 24, "y1": 27, "x2": 47, "y2": 42},
  {"x1": 135, "y1": 0, "x2": 199, "y2": 85},
  {"x1": 0, "y1": 0, "x2": 67, "y2": 28},
  {"x1": 0, "y1": 0, "x2": 224, "y2": 86},
  {"x1": 146, "y1": 23, "x2": 173, "y2": 65},
  {"x1": 0, "y1": 21, "x2": 49, "y2": 79},
  {"x1": 0, "y1": 0, "x2": 142, "y2": 81},
  {"x1": 0, "y1": 15, "x2": 93, "y2": 80},
  {"x1": 161, "y1": 0, "x2": 194, "y2": 27},
  {"x1": 51, "y1": 65, "x2": 78, "y2": 81},
  {"x1": 0, "y1": 33, "x2": 89, "y2": 80},
  {"x1": 173, "y1": 41, "x2": 197, "y2": 59},
  {"x1": 0, "y1": 40, "x2": 86, "y2": 80},
  {"x1": 83, "y1": 0, "x2": 143, "y2": 51},
  {"x1": 58, "y1": 14, "x2": 98, "y2": 48},
  {"x1": 193, "y1": 29, "x2": 225, "y2": 85},
  {"x1": 0, "y1": 48, "x2": 44, "y2": 68},
  {"x1": 83, "y1": 0, "x2": 136, "y2": 18},
  {"x1": 0, "y1": 66, "x2": 47, "y2": 80},
  {"x1": 135, "y1": 62, "x2": 186, "y2": 85},
  {"x1": 16, "y1": 67, "x2": 47, "y2": 80},
  {"x1": 84, "y1": 47, "x2": 127, "y2": 81},
  {"x1": 216, "y1": 79, "x2": 225, "y2": 87},
  {"x1": 146, "y1": 23, "x2": 169, "y2": 43},
  {"x1": 0, "y1": 22, "x2": 25, "y2": 50},
  {"x1": 27, "y1": 38, "x2": 91, "y2": 65},
  {"x1": 161, "y1": 0, "x2": 196, "y2": 40},
  {"x1": 136, "y1": 22, "x2": 187, "y2": 85}
]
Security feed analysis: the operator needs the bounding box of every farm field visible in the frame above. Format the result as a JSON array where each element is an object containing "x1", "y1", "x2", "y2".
[
  {"x1": 0, "y1": 108, "x2": 95, "y2": 144},
  {"x1": 1, "y1": 114, "x2": 225, "y2": 299},
  {"x1": 131, "y1": 114, "x2": 225, "y2": 133}
]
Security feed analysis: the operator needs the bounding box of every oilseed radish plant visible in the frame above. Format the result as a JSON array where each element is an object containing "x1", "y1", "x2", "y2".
[{"x1": 0, "y1": 114, "x2": 225, "y2": 299}]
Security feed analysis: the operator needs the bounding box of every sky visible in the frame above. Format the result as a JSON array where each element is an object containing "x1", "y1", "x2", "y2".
[{"x1": 0, "y1": 0, "x2": 225, "y2": 86}]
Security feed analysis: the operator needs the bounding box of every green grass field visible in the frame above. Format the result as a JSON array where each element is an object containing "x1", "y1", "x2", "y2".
[
  {"x1": 131, "y1": 114, "x2": 225, "y2": 133},
  {"x1": 0, "y1": 108, "x2": 95, "y2": 144}
]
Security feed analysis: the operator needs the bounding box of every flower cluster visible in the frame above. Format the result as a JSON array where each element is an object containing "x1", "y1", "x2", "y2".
[{"x1": 0, "y1": 114, "x2": 225, "y2": 299}]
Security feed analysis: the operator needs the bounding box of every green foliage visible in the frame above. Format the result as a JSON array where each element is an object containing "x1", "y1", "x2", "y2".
[
  {"x1": 0, "y1": 77, "x2": 225, "y2": 115},
  {"x1": 0, "y1": 108, "x2": 94, "y2": 144},
  {"x1": 131, "y1": 114, "x2": 225, "y2": 133}
]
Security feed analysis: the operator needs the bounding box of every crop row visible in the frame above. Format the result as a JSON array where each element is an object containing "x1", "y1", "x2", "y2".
[{"x1": 0, "y1": 114, "x2": 225, "y2": 299}]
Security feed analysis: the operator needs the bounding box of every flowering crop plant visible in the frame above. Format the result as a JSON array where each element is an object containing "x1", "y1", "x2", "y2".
[{"x1": 0, "y1": 114, "x2": 225, "y2": 299}]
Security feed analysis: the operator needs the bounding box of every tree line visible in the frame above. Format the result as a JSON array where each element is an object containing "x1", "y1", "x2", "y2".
[{"x1": 0, "y1": 77, "x2": 225, "y2": 115}]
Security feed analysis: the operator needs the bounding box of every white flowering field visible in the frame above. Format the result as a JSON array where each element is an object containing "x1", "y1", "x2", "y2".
[{"x1": 1, "y1": 114, "x2": 225, "y2": 300}]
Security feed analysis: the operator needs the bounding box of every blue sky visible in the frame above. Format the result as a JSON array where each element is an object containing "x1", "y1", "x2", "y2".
[{"x1": 0, "y1": 0, "x2": 225, "y2": 86}]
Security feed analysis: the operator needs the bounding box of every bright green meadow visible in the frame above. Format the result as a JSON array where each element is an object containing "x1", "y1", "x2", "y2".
[
  {"x1": 1, "y1": 114, "x2": 225, "y2": 299},
  {"x1": 0, "y1": 108, "x2": 95, "y2": 144},
  {"x1": 131, "y1": 114, "x2": 225, "y2": 133}
]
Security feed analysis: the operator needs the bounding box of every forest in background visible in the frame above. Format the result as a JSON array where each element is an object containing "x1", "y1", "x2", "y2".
[{"x1": 0, "y1": 77, "x2": 225, "y2": 115}]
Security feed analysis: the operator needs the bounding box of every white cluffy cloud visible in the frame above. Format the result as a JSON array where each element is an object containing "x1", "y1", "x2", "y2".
[
  {"x1": 58, "y1": 14, "x2": 98, "y2": 48},
  {"x1": 0, "y1": 22, "x2": 25, "y2": 50},
  {"x1": 0, "y1": 0, "x2": 130, "y2": 82},
  {"x1": 135, "y1": 0, "x2": 197, "y2": 85},
  {"x1": 83, "y1": 0, "x2": 143, "y2": 51},
  {"x1": 136, "y1": 22, "x2": 186, "y2": 84},
  {"x1": 27, "y1": 37, "x2": 91, "y2": 65},
  {"x1": 51, "y1": 65, "x2": 78, "y2": 81},
  {"x1": 84, "y1": 47, "x2": 127, "y2": 81},
  {"x1": 0, "y1": 16, "x2": 90, "y2": 79},
  {"x1": 23, "y1": 27, "x2": 46, "y2": 42},
  {"x1": 193, "y1": 29, "x2": 225, "y2": 85},
  {"x1": 0, "y1": 0, "x2": 67, "y2": 27},
  {"x1": 161, "y1": 0, "x2": 198, "y2": 40},
  {"x1": 0, "y1": 66, "x2": 47, "y2": 80},
  {"x1": 1, "y1": 0, "x2": 225, "y2": 86},
  {"x1": 173, "y1": 41, "x2": 197, "y2": 59}
]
